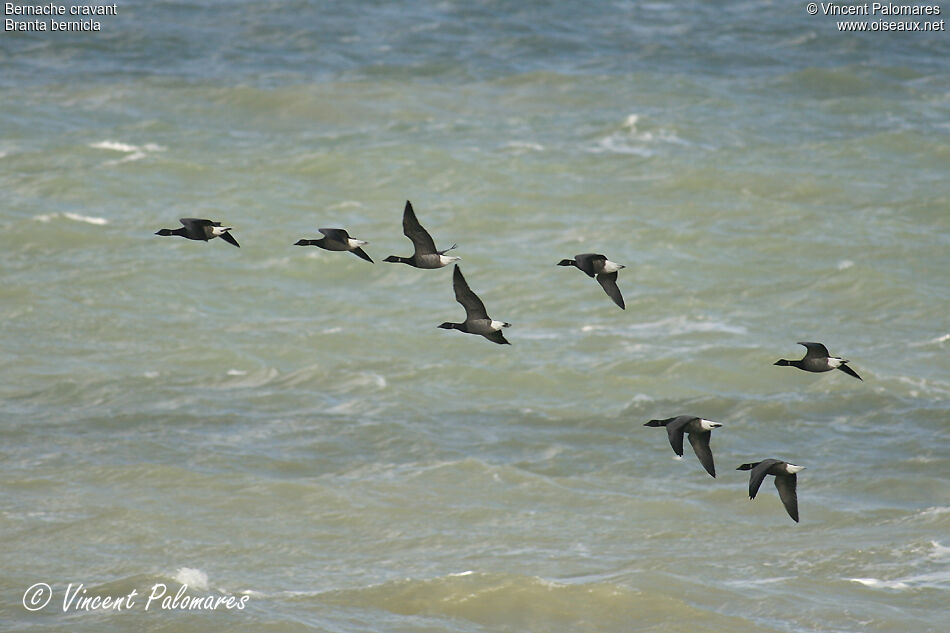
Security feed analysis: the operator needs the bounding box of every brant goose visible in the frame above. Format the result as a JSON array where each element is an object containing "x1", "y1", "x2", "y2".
[
  {"x1": 383, "y1": 201, "x2": 459, "y2": 269},
  {"x1": 644, "y1": 416, "x2": 722, "y2": 477},
  {"x1": 155, "y1": 218, "x2": 240, "y2": 247},
  {"x1": 557, "y1": 253, "x2": 625, "y2": 309},
  {"x1": 775, "y1": 342, "x2": 862, "y2": 380},
  {"x1": 294, "y1": 228, "x2": 373, "y2": 263},
  {"x1": 438, "y1": 265, "x2": 511, "y2": 345},
  {"x1": 737, "y1": 459, "x2": 804, "y2": 522}
]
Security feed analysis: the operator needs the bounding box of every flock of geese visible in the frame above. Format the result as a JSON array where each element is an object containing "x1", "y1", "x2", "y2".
[{"x1": 155, "y1": 200, "x2": 864, "y2": 523}]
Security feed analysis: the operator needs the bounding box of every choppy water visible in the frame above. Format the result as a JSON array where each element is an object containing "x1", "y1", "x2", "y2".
[{"x1": 2, "y1": 2, "x2": 949, "y2": 632}]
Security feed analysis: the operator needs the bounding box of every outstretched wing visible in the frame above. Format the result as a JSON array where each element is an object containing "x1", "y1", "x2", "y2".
[
  {"x1": 179, "y1": 218, "x2": 213, "y2": 228},
  {"x1": 687, "y1": 431, "x2": 716, "y2": 478},
  {"x1": 596, "y1": 272, "x2": 625, "y2": 310},
  {"x1": 218, "y1": 231, "x2": 240, "y2": 248},
  {"x1": 798, "y1": 342, "x2": 830, "y2": 359},
  {"x1": 665, "y1": 417, "x2": 691, "y2": 457},
  {"x1": 453, "y1": 265, "x2": 489, "y2": 321},
  {"x1": 318, "y1": 228, "x2": 350, "y2": 242},
  {"x1": 483, "y1": 331, "x2": 510, "y2": 345},
  {"x1": 572, "y1": 253, "x2": 602, "y2": 278},
  {"x1": 774, "y1": 474, "x2": 800, "y2": 522},
  {"x1": 402, "y1": 201, "x2": 438, "y2": 256},
  {"x1": 350, "y1": 247, "x2": 374, "y2": 263},
  {"x1": 837, "y1": 364, "x2": 862, "y2": 381},
  {"x1": 749, "y1": 459, "x2": 781, "y2": 499}
]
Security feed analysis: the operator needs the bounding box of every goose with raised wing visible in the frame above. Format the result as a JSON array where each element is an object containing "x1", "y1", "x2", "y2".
[
  {"x1": 383, "y1": 201, "x2": 459, "y2": 269},
  {"x1": 774, "y1": 342, "x2": 862, "y2": 380},
  {"x1": 438, "y1": 265, "x2": 511, "y2": 345}
]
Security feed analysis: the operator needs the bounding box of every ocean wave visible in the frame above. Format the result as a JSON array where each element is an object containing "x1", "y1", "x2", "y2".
[
  {"x1": 587, "y1": 113, "x2": 692, "y2": 157},
  {"x1": 34, "y1": 212, "x2": 109, "y2": 225},
  {"x1": 89, "y1": 139, "x2": 166, "y2": 165},
  {"x1": 306, "y1": 571, "x2": 754, "y2": 630}
]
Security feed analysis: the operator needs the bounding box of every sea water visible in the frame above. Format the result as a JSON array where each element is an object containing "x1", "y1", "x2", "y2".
[{"x1": 1, "y1": 2, "x2": 948, "y2": 631}]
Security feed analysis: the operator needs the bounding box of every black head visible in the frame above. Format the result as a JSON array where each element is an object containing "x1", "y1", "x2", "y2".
[
  {"x1": 643, "y1": 419, "x2": 665, "y2": 427},
  {"x1": 155, "y1": 228, "x2": 173, "y2": 236},
  {"x1": 557, "y1": 259, "x2": 575, "y2": 267},
  {"x1": 383, "y1": 255, "x2": 402, "y2": 263},
  {"x1": 736, "y1": 462, "x2": 759, "y2": 471},
  {"x1": 293, "y1": 239, "x2": 310, "y2": 246},
  {"x1": 437, "y1": 322, "x2": 458, "y2": 330},
  {"x1": 774, "y1": 359, "x2": 790, "y2": 366}
]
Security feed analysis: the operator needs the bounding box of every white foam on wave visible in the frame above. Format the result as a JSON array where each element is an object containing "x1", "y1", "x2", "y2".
[
  {"x1": 628, "y1": 315, "x2": 747, "y2": 337},
  {"x1": 588, "y1": 113, "x2": 690, "y2": 157},
  {"x1": 90, "y1": 140, "x2": 166, "y2": 153},
  {"x1": 90, "y1": 140, "x2": 165, "y2": 165},
  {"x1": 503, "y1": 140, "x2": 545, "y2": 153},
  {"x1": 330, "y1": 200, "x2": 363, "y2": 210},
  {"x1": 929, "y1": 540, "x2": 950, "y2": 560},
  {"x1": 227, "y1": 369, "x2": 248, "y2": 376},
  {"x1": 64, "y1": 212, "x2": 108, "y2": 225},
  {"x1": 837, "y1": 259, "x2": 854, "y2": 270},
  {"x1": 90, "y1": 140, "x2": 138, "y2": 152},
  {"x1": 917, "y1": 506, "x2": 950, "y2": 519},
  {"x1": 34, "y1": 212, "x2": 108, "y2": 225},
  {"x1": 173, "y1": 567, "x2": 210, "y2": 591},
  {"x1": 848, "y1": 577, "x2": 910, "y2": 590}
]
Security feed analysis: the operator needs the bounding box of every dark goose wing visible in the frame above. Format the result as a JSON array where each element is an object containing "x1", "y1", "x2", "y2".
[
  {"x1": 596, "y1": 272, "x2": 625, "y2": 310},
  {"x1": 774, "y1": 474, "x2": 800, "y2": 522},
  {"x1": 687, "y1": 431, "x2": 716, "y2": 478},
  {"x1": 452, "y1": 265, "x2": 489, "y2": 322},
  {"x1": 179, "y1": 218, "x2": 215, "y2": 239},
  {"x1": 318, "y1": 228, "x2": 350, "y2": 244},
  {"x1": 798, "y1": 342, "x2": 830, "y2": 359},
  {"x1": 748, "y1": 459, "x2": 782, "y2": 499},
  {"x1": 483, "y1": 331, "x2": 510, "y2": 345},
  {"x1": 572, "y1": 253, "x2": 603, "y2": 278},
  {"x1": 179, "y1": 218, "x2": 213, "y2": 228},
  {"x1": 837, "y1": 364, "x2": 862, "y2": 381},
  {"x1": 218, "y1": 231, "x2": 240, "y2": 248},
  {"x1": 664, "y1": 416, "x2": 692, "y2": 457},
  {"x1": 402, "y1": 201, "x2": 438, "y2": 256},
  {"x1": 350, "y1": 247, "x2": 373, "y2": 263}
]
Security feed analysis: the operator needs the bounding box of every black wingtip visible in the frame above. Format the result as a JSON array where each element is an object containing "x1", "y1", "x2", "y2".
[
  {"x1": 837, "y1": 364, "x2": 863, "y2": 381},
  {"x1": 352, "y1": 247, "x2": 374, "y2": 263}
]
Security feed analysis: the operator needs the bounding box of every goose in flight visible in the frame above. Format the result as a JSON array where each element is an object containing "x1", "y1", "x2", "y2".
[
  {"x1": 644, "y1": 415, "x2": 723, "y2": 478},
  {"x1": 294, "y1": 228, "x2": 373, "y2": 263},
  {"x1": 383, "y1": 201, "x2": 459, "y2": 269},
  {"x1": 155, "y1": 218, "x2": 240, "y2": 247},
  {"x1": 438, "y1": 265, "x2": 511, "y2": 345},
  {"x1": 557, "y1": 253, "x2": 625, "y2": 309},
  {"x1": 774, "y1": 342, "x2": 862, "y2": 380}
]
